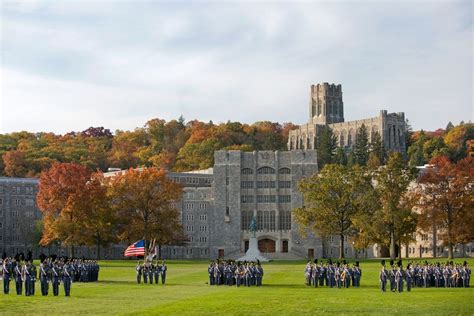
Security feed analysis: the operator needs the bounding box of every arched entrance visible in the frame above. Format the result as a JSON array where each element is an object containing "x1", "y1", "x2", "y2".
[{"x1": 258, "y1": 238, "x2": 276, "y2": 253}]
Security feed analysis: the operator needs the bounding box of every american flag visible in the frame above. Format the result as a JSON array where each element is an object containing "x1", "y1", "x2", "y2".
[{"x1": 124, "y1": 240, "x2": 145, "y2": 257}]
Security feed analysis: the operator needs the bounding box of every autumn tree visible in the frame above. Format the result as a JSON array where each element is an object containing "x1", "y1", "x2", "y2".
[
  {"x1": 369, "y1": 131, "x2": 385, "y2": 165},
  {"x1": 294, "y1": 164, "x2": 376, "y2": 259},
  {"x1": 36, "y1": 163, "x2": 93, "y2": 257},
  {"x1": 417, "y1": 156, "x2": 474, "y2": 258},
  {"x1": 108, "y1": 167, "x2": 184, "y2": 254},
  {"x1": 373, "y1": 152, "x2": 414, "y2": 259}
]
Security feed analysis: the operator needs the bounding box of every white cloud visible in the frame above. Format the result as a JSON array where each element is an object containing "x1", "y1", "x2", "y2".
[{"x1": 0, "y1": 1, "x2": 472, "y2": 134}]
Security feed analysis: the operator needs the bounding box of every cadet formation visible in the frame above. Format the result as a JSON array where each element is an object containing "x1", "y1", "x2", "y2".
[
  {"x1": 135, "y1": 260, "x2": 167, "y2": 285},
  {"x1": 379, "y1": 260, "x2": 471, "y2": 293},
  {"x1": 207, "y1": 260, "x2": 264, "y2": 287},
  {"x1": 1, "y1": 253, "x2": 100, "y2": 297},
  {"x1": 304, "y1": 259, "x2": 362, "y2": 288}
]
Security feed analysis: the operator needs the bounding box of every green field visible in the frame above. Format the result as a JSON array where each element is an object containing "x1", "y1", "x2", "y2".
[{"x1": 0, "y1": 259, "x2": 473, "y2": 315}]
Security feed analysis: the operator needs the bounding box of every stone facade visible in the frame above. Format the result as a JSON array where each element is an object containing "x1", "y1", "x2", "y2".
[{"x1": 288, "y1": 83, "x2": 407, "y2": 154}]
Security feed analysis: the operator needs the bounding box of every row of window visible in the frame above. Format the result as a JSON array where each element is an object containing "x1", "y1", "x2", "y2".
[
  {"x1": 0, "y1": 186, "x2": 36, "y2": 194},
  {"x1": 184, "y1": 203, "x2": 207, "y2": 210},
  {"x1": 241, "y1": 167, "x2": 291, "y2": 175},
  {"x1": 185, "y1": 225, "x2": 208, "y2": 232},
  {"x1": 185, "y1": 214, "x2": 208, "y2": 221},
  {"x1": 184, "y1": 191, "x2": 209, "y2": 199},
  {"x1": 0, "y1": 198, "x2": 35, "y2": 207},
  {"x1": 241, "y1": 195, "x2": 292, "y2": 203},
  {"x1": 241, "y1": 210, "x2": 291, "y2": 231},
  {"x1": 254, "y1": 181, "x2": 291, "y2": 189},
  {"x1": 170, "y1": 177, "x2": 212, "y2": 185},
  {"x1": 170, "y1": 248, "x2": 209, "y2": 256}
]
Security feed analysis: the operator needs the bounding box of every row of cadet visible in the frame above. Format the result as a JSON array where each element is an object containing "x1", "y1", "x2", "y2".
[
  {"x1": 1, "y1": 255, "x2": 99, "y2": 297},
  {"x1": 304, "y1": 259, "x2": 362, "y2": 288},
  {"x1": 135, "y1": 260, "x2": 167, "y2": 284},
  {"x1": 207, "y1": 260, "x2": 264, "y2": 287},
  {"x1": 380, "y1": 259, "x2": 471, "y2": 293}
]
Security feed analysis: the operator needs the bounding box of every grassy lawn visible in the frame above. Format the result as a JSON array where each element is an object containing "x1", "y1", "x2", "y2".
[{"x1": 0, "y1": 258, "x2": 472, "y2": 315}]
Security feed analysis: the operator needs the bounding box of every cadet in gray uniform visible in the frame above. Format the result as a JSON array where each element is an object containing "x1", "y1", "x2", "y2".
[
  {"x1": 379, "y1": 260, "x2": 388, "y2": 292},
  {"x1": 62, "y1": 261, "x2": 72, "y2": 297}
]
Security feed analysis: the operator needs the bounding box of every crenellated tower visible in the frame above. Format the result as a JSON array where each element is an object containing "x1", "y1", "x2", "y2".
[{"x1": 309, "y1": 82, "x2": 344, "y2": 125}]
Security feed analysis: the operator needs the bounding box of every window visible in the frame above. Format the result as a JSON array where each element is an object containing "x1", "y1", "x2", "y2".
[
  {"x1": 186, "y1": 226, "x2": 194, "y2": 232},
  {"x1": 257, "y1": 167, "x2": 275, "y2": 174},
  {"x1": 0, "y1": 186, "x2": 3, "y2": 193},
  {"x1": 15, "y1": 199, "x2": 21, "y2": 206},
  {"x1": 278, "y1": 195, "x2": 291, "y2": 203},
  {"x1": 199, "y1": 214, "x2": 207, "y2": 221},
  {"x1": 0, "y1": 222, "x2": 2, "y2": 228},
  {"x1": 199, "y1": 226, "x2": 207, "y2": 232},
  {"x1": 0, "y1": 198, "x2": 2, "y2": 205},
  {"x1": 257, "y1": 181, "x2": 276, "y2": 189},
  {"x1": 257, "y1": 195, "x2": 275, "y2": 203},
  {"x1": 25, "y1": 198, "x2": 34, "y2": 206},
  {"x1": 241, "y1": 195, "x2": 254, "y2": 203},
  {"x1": 279, "y1": 211, "x2": 291, "y2": 230},
  {"x1": 241, "y1": 168, "x2": 253, "y2": 175},
  {"x1": 185, "y1": 214, "x2": 194, "y2": 221},
  {"x1": 241, "y1": 211, "x2": 253, "y2": 230},
  {"x1": 241, "y1": 181, "x2": 254, "y2": 189},
  {"x1": 278, "y1": 181, "x2": 291, "y2": 189},
  {"x1": 226, "y1": 177, "x2": 229, "y2": 185},
  {"x1": 279, "y1": 168, "x2": 291, "y2": 174}
]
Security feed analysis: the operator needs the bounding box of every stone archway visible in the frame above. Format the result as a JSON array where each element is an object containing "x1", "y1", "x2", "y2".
[{"x1": 258, "y1": 238, "x2": 276, "y2": 253}]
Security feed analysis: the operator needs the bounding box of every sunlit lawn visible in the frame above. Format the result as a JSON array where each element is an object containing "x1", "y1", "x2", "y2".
[{"x1": 0, "y1": 258, "x2": 473, "y2": 315}]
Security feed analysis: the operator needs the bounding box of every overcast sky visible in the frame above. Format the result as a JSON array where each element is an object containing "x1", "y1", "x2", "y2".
[{"x1": 0, "y1": 0, "x2": 472, "y2": 134}]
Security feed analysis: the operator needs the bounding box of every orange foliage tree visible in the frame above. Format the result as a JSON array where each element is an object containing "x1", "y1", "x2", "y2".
[
  {"x1": 417, "y1": 156, "x2": 474, "y2": 258},
  {"x1": 36, "y1": 163, "x2": 93, "y2": 257},
  {"x1": 108, "y1": 167, "x2": 185, "y2": 256}
]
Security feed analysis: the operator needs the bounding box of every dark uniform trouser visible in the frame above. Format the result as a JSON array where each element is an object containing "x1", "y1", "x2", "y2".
[
  {"x1": 381, "y1": 280, "x2": 387, "y2": 292},
  {"x1": 41, "y1": 278, "x2": 49, "y2": 296},
  {"x1": 53, "y1": 279, "x2": 60, "y2": 296},
  {"x1": 137, "y1": 273, "x2": 141, "y2": 284},
  {"x1": 161, "y1": 272, "x2": 166, "y2": 284},
  {"x1": 154, "y1": 272, "x2": 159, "y2": 284},
  {"x1": 25, "y1": 277, "x2": 31, "y2": 296},
  {"x1": 16, "y1": 278, "x2": 22, "y2": 295},
  {"x1": 63, "y1": 277, "x2": 71, "y2": 296},
  {"x1": 3, "y1": 275, "x2": 10, "y2": 294},
  {"x1": 149, "y1": 273, "x2": 153, "y2": 284},
  {"x1": 30, "y1": 279, "x2": 35, "y2": 295},
  {"x1": 407, "y1": 278, "x2": 412, "y2": 291}
]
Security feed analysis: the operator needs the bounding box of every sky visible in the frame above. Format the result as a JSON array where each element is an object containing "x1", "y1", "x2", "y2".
[{"x1": 0, "y1": 0, "x2": 472, "y2": 134}]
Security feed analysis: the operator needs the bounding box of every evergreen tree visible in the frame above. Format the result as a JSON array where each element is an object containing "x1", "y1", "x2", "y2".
[
  {"x1": 354, "y1": 124, "x2": 369, "y2": 166},
  {"x1": 446, "y1": 121, "x2": 454, "y2": 131},
  {"x1": 369, "y1": 131, "x2": 386, "y2": 164},
  {"x1": 316, "y1": 126, "x2": 337, "y2": 168},
  {"x1": 334, "y1": 147, "x2": 347, "y2": 166}
]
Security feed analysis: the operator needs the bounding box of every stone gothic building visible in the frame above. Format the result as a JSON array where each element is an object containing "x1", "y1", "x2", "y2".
[{"x1": 288, "y1": 83, "x2": 407, "y2": 154}]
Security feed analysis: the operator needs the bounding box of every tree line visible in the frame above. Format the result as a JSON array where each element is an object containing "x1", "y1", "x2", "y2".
[
  {"x1": 2, "y1": 117, "x2": 472, "y2": 178},
  {"x1": 294, "y1": 152, "x2": 473, "y2": 260},
  {"x1": 0, "y1": 119, "x2": 294, "y2": 177}
]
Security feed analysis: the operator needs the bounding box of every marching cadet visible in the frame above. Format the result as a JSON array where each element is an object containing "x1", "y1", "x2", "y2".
[
  {"x1": 40, "y1": 260, "x2": 49, "y2": 296},
  {"x1": 304, "y1": 261, "x2": 312, "y2": 286},
  {"x1": 256, "y1": 263, "x2": 264, "y2": 287},
  {"x1": 208, "y1": 261, "x2": 214, "y2": 285},
  {"x1": 14, "y1": 259, "x2": 23, "y2": 295},
  {"x1": 395, "y1": 261, "x2": 404, "y2": 293},
  {"x1": 406, "y1": 263, "x2": 413, "y2": 292},
  {"x1": 154, "y1": 261, "x2": 160, "y2": 284},
  {"x1": 2, "y1": 258, "x2": 12, "y2": 294},
  {"x1": 143, "y1": 263, "x2": 148, "y2": 284},
  {"x1": 30, "y1": 260, "x2": 37, "y2": 296},
  {"x1": 63, "y1": 260, "x2": 73, "y2": 297},
  {"x1": 380, "y1": 260, "x2": 388, "y2": 292},
  {"x1": 51, "y1": 260, "x2": 61, "y2": 296},
  {"x1": 23, "y1": 260, "x2": 32, "y2": 296},
  {"x1": 311, "y1": 260, "x2": 319, "y2": 288},
  {"x1": 353, "y1": 262, "x2": 362, "y2": 287},
  {"x1": 161, "y1": 260, "x2": 167, "y2": 285},
  {"x1": 389, "y1": 260, "x2": 396, "y2": 292},
  {"x1": 136, "y1": 261, "x2": 142, "y2": 284},
  {"x1": 149, "y1": 263, "x2": 154, "y2": 285}
]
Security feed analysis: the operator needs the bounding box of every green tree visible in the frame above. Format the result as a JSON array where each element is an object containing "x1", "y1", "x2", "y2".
[
  {"x1": 354, "y1": 124, "x2": 369, "y2": 166},
  {"x1": 374, "y1": 152, "x2": 414, "y2": 260},
  {"x1": 370, "y1": 131, "x2": 385, "y2": 164},
  {"x1": 294, "y1": 164, "x2": 375, "y2": 259},
  {"x1": 316, "y1": 126, "x2": 337, "y2": 168}
]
